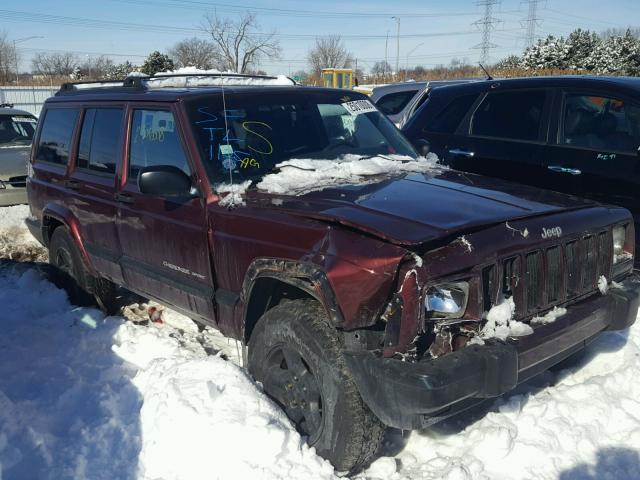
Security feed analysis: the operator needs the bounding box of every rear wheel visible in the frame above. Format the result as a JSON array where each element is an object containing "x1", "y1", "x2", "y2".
[
  {"x1": 248, "y1": 299, "x2": 385, "y2": 474},
  {"x1": 48, "y1": 227, "x2": 117, "y2": 313}
]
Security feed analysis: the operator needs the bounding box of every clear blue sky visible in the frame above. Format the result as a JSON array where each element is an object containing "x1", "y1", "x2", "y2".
[{"x1": 4, "y1": 0, "x2": 639, "y2": 75}]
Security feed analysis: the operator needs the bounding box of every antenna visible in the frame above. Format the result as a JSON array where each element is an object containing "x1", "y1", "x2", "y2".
[
  {"x1": 479, "y1": 63, "x2": 493, "y2": 80},
  {"x1": 219, "y1": 82, "x2": 236, "y2": 207},
  {"x1": 473, "y1": 0, "x2": 503, "y2": 65}
]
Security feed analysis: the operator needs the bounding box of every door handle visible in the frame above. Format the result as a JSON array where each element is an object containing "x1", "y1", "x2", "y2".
[
  {"x1": 64, "y1": 180, "x2": 81, "y2": 190},
  {"x1": 548, "y1": 165, "x2": 582, "y2": 175},
  {"x1": 448, "y1": 149, "x2": 475, "y2": 158},
  {"x1": 114, "y1": 192, "x2": 134, "y2": 204}
]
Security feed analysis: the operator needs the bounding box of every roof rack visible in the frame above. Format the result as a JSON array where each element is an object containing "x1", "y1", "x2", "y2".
[
  {"x1": 57, "y1": 72, "x2": 297, "y2": 95},
  {"x1": 0, "y1": 103, "x2": 15, "y2": 108}
]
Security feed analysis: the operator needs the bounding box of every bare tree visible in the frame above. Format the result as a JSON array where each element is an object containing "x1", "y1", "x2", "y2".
[
  {"x1": 80, "y1": 55, "x2": 115, "y2": 79},
  {"x1": 0, "y1": 32, "x2": 17, "y2": 83},
  {"x1": 307, "y1": 35, "x2": 353, "y2": 77},
  {"x1": 202, "y1": 12, "x2": 280, "y2": 73},
  {"x1": 169, "y1": 37, "x2": 221, "y2": 70},
  {"x1": 32, "y1": 52, "x2": 79, "y2": 76}
]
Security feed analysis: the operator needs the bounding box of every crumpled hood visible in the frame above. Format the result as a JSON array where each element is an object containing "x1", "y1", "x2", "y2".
[
  {"x1": 0, "y1": 145, "x2": 30, "y2": 180},
  {"x1": 249, "y1": 170, "x2": 598, "y2": 246}
]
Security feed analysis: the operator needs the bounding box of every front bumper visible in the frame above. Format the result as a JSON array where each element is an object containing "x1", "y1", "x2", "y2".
[{"x1": 344, "y1": 272, "x2": 640, "y2": 430}]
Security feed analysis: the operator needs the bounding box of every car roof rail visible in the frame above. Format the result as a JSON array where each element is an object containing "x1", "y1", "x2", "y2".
[
  {"x1": 56, "y1": 72, "x2": 297, "y2": 95},
  {"x1": 0, "y1": 103, "x2": 15, "y2": 108}
]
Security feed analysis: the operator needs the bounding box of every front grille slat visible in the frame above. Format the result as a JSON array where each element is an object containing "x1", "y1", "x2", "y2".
[{"x1": 496, "y1": 229, "x2": 613, "y2": 319}]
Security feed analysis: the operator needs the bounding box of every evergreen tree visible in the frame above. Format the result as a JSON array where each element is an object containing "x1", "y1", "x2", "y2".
[
  {"x1": 140, "y1": 51, "x2": 175, "y2": 76},
  {"x1": 587, "y1": 30, "x2": 640, "y2": 75},
  {"x1": 522, "y1": 35, "x2": 569, "y2": 70}
]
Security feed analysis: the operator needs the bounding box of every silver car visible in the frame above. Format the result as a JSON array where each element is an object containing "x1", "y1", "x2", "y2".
[{"x1": 0, "y1": 106, "x2": 37, "y2": 206}]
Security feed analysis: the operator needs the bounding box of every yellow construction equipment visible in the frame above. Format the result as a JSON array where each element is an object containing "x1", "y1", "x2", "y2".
[{"x1": 321, "y1": 68, "x2": 353, "y2": 89}]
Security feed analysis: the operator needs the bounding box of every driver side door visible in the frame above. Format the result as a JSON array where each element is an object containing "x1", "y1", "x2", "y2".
[{"x1": 115, "y1": 105, "x2": 215, "y2": 322}]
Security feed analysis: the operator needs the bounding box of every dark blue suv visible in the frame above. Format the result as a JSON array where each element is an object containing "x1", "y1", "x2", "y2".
[{"x1": 402, "y1": 76, "x2": 640, "y2": 263}]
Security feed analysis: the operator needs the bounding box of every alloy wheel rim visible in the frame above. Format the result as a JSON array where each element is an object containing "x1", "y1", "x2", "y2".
[{"x1": 264, "y1": 344, "x2": 324, "y2": 443}]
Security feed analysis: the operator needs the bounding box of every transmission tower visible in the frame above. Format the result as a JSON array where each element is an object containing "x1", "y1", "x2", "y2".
[
  {"x1": 523, "y1": 0, "x2": 544, "y2": 47},
  {"x1": 473, "y1": 0, "x2": 502, "y2": 64}
]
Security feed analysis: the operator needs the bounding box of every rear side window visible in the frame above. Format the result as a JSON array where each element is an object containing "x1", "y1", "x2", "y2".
[
  {"x1": 35, "y1": 108, "x2": 79, "y2": 165},
  {"x1": 77, "y1": 108, "x2": 124, "y2": 174},
  {"x1": 129, "y1": 109, "x2": 190, "y2": 182},
  {"x1": 375, "y1": 90, "x2": 418, "y2": 115},
  {"x1": 471, "y1": 90, "x2": 546, "y2": 141},
  {"x1": 561, "y1": 94, "x2": 640, "y2": 153},
  {"x1": 426, "y1": 93, "x2": 478, "y2": 134}
]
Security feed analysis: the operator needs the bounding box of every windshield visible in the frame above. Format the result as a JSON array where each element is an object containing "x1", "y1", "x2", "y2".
[
  {"x1": 0, "y1": 114, "x2": 37, "y2": 146},
  {"x1": 186, "y1": 91, "x2": 417, "y2": 185}
]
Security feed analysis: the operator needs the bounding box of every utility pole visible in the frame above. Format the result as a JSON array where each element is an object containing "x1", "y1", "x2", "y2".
[
  {"x1": 12, "y1": 36, "x2": 44, "y2": 85},
  {"x1": 473, "y1": 0, "x2": 502, "y2": 65},
  {"x1": 391, "y1": 16, "x2": 400, "y2": 81},
  {"x1": 384, "y1": 30, "x2": 389, "y2": 82},
  {"x1": 523, "y1": 0, "x2": 543, "y2": 48}
]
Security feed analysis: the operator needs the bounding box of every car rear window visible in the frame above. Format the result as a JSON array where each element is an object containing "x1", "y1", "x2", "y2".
[
  {"x1": 77, "y1": 108, "x2": 124, "y2": 174},
  {"x1": 425, "y1": 93, "x2": 478, "y2": 134},
  {"x1": 471, "y1": 90, "x2": 546, "y2": 141},
  {"x1": 35, "y1": 108, "x2": 79, "y2": 165},
  {"x1": 375, "y1": 90, "x2": 418, "y2": 115}
]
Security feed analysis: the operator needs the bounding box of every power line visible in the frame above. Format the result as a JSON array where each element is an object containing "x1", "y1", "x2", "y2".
[
  {"x1": 0, "y1": 9, "x2": 482, "y2": 41},
  {"x1": 473, "y1": 0, "x2": 503, "y2": 64}
]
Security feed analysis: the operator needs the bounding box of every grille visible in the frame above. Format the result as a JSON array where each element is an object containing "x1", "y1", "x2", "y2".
[{"x1": 483, "y1": 230, "x2": 612, "y2": 317}]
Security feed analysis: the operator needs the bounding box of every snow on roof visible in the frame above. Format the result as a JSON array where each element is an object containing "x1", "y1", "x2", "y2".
[
  {"x1": 256, "y1": 153, "x2": 442, "y2": 196},
  {"x1": 143, "y1": 66, "x2": 295, "y2": 88}
]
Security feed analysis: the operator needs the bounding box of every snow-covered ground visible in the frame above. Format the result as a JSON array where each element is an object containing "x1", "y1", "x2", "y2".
[{"x1": 2, "y1": 205, "x2": 640, "y2": 480}]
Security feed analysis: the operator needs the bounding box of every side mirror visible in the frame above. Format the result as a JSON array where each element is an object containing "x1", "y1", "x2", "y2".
[
  {"x1": 138, "y1": 165, "x2": 193, "y2": 197},
  {"x1": 413, "y1": 139, "x2": 431, "y2": 157}
]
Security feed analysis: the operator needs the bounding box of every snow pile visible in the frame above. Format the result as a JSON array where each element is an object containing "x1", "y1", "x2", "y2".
[
  {"x1": 257, "y1": 153, "x2": 441, "y2": 195},
  {"x1": 531, "y1": 306, "x2": 567, "y2": 325},
  {"x1": 143, "y1": 67, "x2": 294, "y2": 88},
  {"x1": 0, "y1": 204, "x2": 47, "y2": 261},
  {"x1": 475, "y1": 298, "x2": 533, "y2": 342},
  {"x1": 0, "y1": 265, "x2": 336, "y2": 480},
  {"x1": 214, "y1": 180, "x2": 253, "y2": 207}
]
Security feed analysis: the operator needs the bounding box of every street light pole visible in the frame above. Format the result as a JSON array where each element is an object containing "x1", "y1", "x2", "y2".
[
  {"x1": 405, "y1": 42, "x2": 424, "y2": 81},
  {"x1": 391, "y1": 16, "x2": 400, "y2": 81},
  {"x1": 13, "y1": 36, "x2": 44, "y2": 85}
]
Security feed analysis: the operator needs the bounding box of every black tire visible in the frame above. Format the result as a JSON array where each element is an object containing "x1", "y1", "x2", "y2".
[
  {"x1": 248, "y1": 299, "x2": 385, "y2": 474},
  {"x1": 48, "y1": 227, "x2": 117, "y2": 313}
]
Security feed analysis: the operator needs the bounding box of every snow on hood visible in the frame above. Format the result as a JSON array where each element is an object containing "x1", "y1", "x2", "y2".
[{"x1": 256, "y1": 153, "x2": 442, "y2": 196}]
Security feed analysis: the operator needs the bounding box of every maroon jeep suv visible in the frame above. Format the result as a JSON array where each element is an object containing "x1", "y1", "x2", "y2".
[{"x1": 26, "y1": 74, "x2": 639, "y2": 473}]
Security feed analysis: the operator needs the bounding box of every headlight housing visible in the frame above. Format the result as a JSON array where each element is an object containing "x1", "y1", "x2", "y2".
[
  {"x1": 613, "y1": 224, "x2": 633, "y2": 264},
  {"x1": 425, "y1": 281, "x2": 469, "y2": 319}
]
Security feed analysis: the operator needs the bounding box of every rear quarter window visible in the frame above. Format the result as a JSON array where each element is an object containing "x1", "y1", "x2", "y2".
[{"x1": 35, "y1": 108, "x2": 79, "y2": 165}]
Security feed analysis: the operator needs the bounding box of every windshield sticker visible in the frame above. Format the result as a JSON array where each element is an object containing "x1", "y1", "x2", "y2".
[
  {"x1": 219, "y1": 144, "x2": 234, "y2": 155},
  {"x1": 341, "y1": 99, "x2": 377, "y2": 116},
  {"x1": 12, "y1": 116, "x2": 36, "y2": 123}
]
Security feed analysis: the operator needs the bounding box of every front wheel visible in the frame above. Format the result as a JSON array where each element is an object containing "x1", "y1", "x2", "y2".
[{"x1": 248, "y1": 299, "x2": 385, "y2": 474}]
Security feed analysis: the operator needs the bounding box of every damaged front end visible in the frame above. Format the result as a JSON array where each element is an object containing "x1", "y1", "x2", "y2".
[{"x1": 341, "y1": 216, "x2": 640, "y2": 430}]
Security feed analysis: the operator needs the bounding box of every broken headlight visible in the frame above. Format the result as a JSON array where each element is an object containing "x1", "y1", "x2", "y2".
[
  {"x1": 425, "y1": 281, "x2": 469, "y2": 319},
  {"x1": 613, "y1": 225, "x2": 633, "y2": 264}
]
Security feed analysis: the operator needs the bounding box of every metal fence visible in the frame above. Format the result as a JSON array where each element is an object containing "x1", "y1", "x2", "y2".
[{"x1": 0, "y1": 86, "x2": 59, "y2": 117}]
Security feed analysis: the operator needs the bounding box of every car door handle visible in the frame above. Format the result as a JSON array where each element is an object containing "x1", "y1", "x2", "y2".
[
  {"x1": 64, "y1": 180, "x2": 81, "y2": 190},
  {"x1": 548, "y1": 165, "x2": 582, "y2": 175},
  {"x1": 114, "y1": 192, "x2": 134, "y2": 204},
  {"x1": 448, "y1": 149, "x2": 475, "y2": 158}
]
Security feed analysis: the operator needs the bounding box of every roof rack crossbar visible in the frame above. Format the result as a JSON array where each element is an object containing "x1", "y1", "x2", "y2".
[{"x1": 56, "y1": 72, "x2": 296, "y2": 95}]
